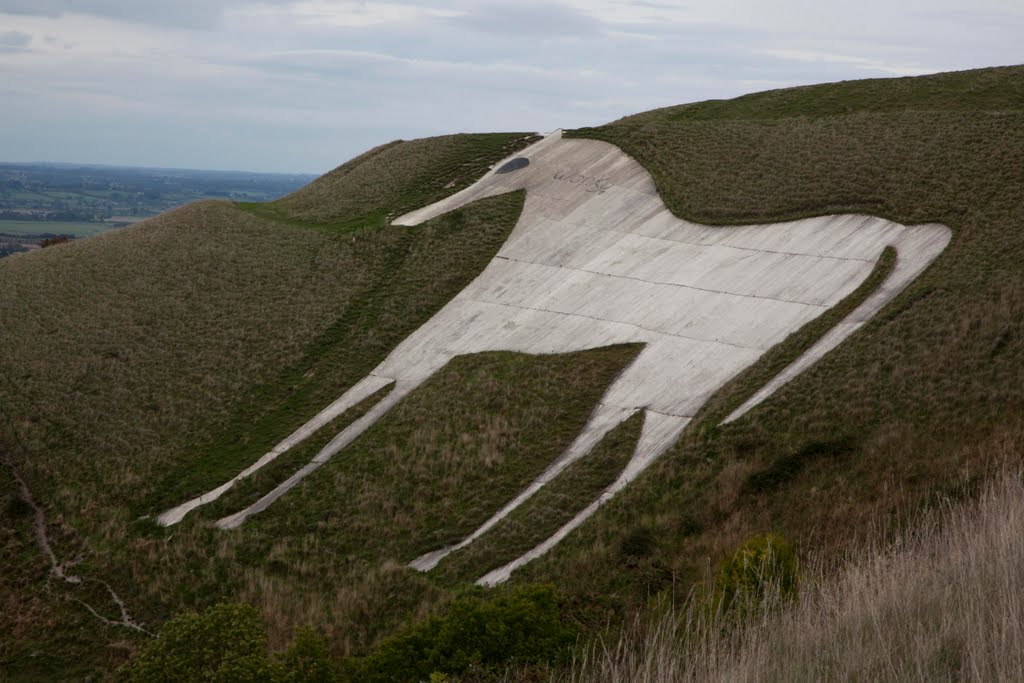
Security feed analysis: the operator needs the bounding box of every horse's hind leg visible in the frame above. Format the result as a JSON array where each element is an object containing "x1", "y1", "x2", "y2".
[
  {"x1": 477, "y1": 409, "x2": 690, "y2": 586},
  {"x1": 410, "y1": 400, "x2": 637, "y2": 571}
]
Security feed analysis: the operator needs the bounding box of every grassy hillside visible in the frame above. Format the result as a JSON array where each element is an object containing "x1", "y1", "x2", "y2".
[{"x1": 3, "y1": 66, "x2": 1024, "y2": 680}]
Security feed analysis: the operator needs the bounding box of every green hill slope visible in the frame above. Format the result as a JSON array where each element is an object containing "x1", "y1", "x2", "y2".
[{"x1": 2, "y1": 66, "x2": 1023, "y2": 679}]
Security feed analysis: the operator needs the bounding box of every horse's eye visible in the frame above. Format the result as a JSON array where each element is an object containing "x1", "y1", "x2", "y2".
[{"x1": 495, "y1": 157, "x2": 530, "y2": 174}]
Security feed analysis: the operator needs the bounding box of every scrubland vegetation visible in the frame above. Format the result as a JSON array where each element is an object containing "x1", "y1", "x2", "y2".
[
  {"x1": 567, "y1": 465, "x2": 1024, "y2": 682},
  {"x1": 3, "y1": 66, "x2": 1024, "y2": 680}
]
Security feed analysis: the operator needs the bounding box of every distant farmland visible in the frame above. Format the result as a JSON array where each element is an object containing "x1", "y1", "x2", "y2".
[
  {"x1": 0, "y1": 218, "x2": 147, "y2": 257},
  {"x1": 0, "y1": 162, "x2": 316, "y2": 254},
  {"x1": 0, "y1": 220, "x2": 118, "y2": 237}
]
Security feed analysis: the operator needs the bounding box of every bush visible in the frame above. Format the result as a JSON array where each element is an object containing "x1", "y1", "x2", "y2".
[
  {"x1": 619, "y1": 526, "x2": 657, "y2": 559},
  {"x1": 40, "y1": 235, "x2": 72, "y2": 248},
  {"x1": 278, "y1": 626, "x2": 335, "y2": 683},
  {"x1": 119, "y1": 603, "x2": 278, "y2": 682},
  {"x1": 3, "y1": 494, "x2": 33, "y2": 519},
  {"x1": 743, "y1": 437, "x2": 858, "y2": 495},
  {"x1": 120, "y1": 604, "x2": 341, "y2": 682},
  {"x1": 713, "y1": 534, "x2": 798, "y2": 613},
  {"x1": 346, "y1": 584, "x2": 576, "y2": 682}
]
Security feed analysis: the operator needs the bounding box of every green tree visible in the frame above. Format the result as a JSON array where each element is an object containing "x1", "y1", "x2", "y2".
[
  {"x1": 349, "y1": 584, "x2": 576, "y2": 682},
  {"x1": 279, "y1": 626, "x2": 335, "y2": 683}
]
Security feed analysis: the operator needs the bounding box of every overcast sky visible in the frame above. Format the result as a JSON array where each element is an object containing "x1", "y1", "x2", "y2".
[{"x1": 0, "y1": 1, "x2": 1021, "y2": 173}]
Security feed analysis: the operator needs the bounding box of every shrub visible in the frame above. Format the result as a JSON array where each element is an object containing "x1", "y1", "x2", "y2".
[
  {"x1": 620, "y1": 526, "x2": 657, "y2": 559},
  {"x1": 3, "y1": 494, "x2": 33, "y2": 519},
  {"x1": 40, "y1": 235, "x2": 72, "y2": 248},
  {"x1": 713, "y1": 534, "x2": 798, "y2": 613},
  {"x1": 278, "y1": 626, "x2": 335, "y2": 683},
  {"x1": 743, "y1": 437, "x2": 858, "y2": 496},
  {"x1": 346, "y1": 584, "x2": 577, "y2": 682},
  {"x1": 119, "y1": 603, "x2": 279, "y2": 682}
]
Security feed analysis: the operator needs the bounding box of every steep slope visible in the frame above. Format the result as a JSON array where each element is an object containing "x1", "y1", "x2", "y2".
[{"x1": 243, "y1": 133, "x2": 539, "y2": 229}]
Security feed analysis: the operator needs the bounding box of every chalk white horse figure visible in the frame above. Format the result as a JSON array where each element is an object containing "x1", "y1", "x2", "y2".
[{"x1": 158, "y1": 131, "x2": 950, "y2": 586}]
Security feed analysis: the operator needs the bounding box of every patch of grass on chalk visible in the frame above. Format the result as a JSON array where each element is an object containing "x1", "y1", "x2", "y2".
[{"x1": 433, "y1": 410, "x2": 645, "y2": 584}]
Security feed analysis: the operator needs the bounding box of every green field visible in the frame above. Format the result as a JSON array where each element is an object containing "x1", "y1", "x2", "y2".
[{"x1": 0, "y1": 220, "x2": 117, "y2": 237}]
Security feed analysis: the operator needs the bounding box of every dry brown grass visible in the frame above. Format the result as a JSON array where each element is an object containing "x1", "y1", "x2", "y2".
[{"x1": 566, "y1": 442, "x2": 1024, "y2": 682}]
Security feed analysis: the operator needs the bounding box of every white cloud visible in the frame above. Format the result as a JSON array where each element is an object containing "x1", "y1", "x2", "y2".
[
  {"x1": 234, "y1": 1, "x2": 464, "y2": 28},
  {"x1": 0, "y1": 1, "x2": 1020, "y2": 172},
  {"x1": 760, "y1": 48, "x2": 934, "y2": 77}
]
